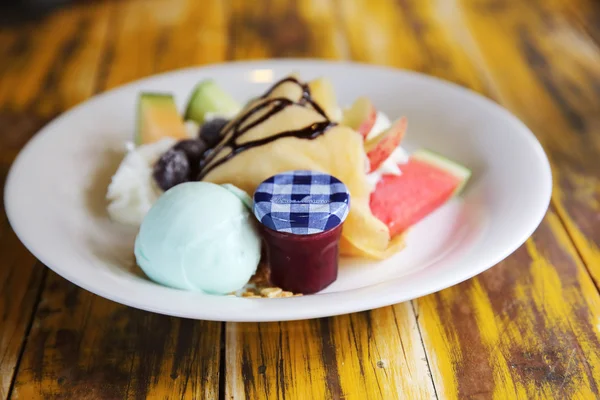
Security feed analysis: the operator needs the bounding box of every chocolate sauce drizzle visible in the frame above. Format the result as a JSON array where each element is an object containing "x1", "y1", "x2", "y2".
[{"x1": 197, "y1": 77, "x2": 337, "y2": 179}]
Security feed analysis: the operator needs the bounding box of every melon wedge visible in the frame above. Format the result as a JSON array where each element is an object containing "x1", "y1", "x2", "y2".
[
  {"x1": 136, "y1": 93, "x2": 188, "y2": 145},
  {"x1": 184, "y1": 80, "x2": 241, "y2": 124},
  {"x1": 370, "y1": 149, "x2": 471, "y2": 237}
]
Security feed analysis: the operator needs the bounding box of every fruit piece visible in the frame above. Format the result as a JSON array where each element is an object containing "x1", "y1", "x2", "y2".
[
  {"x1": 308, "y1": 77, "x2": 341, "y2": 122},
  {"x1": 342, "y1": 97, "x2": 377, "y2": 138},
  {"x1": 184, "y1": 80, "x2": 240, "y2": 124},
  {"x1": 136, "y1": 93, "x2": 188, "y2": 145},
  {"x1": 174, "y1": 139, "x2": 207, "y2": 177},
  {"x1": 199, "y1": 118, "x2": 229, "y2": 148},
  {"x1": 370, "y1": 152, "x2": 471, "y2": 236},
  {"x1": 153, "y1": 148, "x2": 190, "y2": 191},
  {"x1": 411, "y1": 149, "x2": 472, "y2": 196},
  {"x1": 365, "y1": 117, "x2": 407, "y2": 172},
  {"x1": 365, "y1": 111, "x2": 392, "y2": 141},
  {"x1": 174, "y1": 139, "x2": 207, "y2": 163}
]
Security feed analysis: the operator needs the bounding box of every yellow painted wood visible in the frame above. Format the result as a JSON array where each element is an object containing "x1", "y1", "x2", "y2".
[
  {"x1": 11, "y1": 272, "x2": 222, "y2": 399},
  {"x1": 296, "y1": 0, "x2": 349, "y2": 59},
  {"x1": 417, "y1": 211, "x2": 600, "y2": 399},
  {"x1": 0, "y1": 2, "x2": 112, "y2": 115},
  {"x1": 330, "y1": 304, "x2": 437, "y2": 399},
  {"x1": 102, "y1": 0, "x2": 184, "y2": 89},
  {"x1": 337, "y1": 0, "x2": 424, "y2": 68},
  {"x1": 227, "y1": 0, "x2": 343, "y2": 60},
  {"x1": 0, "y1": 221, "x2": 43, "y2": 400},
  {"x1": 153, "y1": 0, "x2": 229, "y2": 72},
  {"x1": 0, "y1": 112, "x2": 57, "y2": 399},
  {"x1": 103, "y1": 0, "x2": 228, "y2": 89},
  {"x1": 560, "y1": 0, "x2": 600, "y2": 44},
  {"x1": 226, "y1": 302, "x2": 436, "y2": 399}
]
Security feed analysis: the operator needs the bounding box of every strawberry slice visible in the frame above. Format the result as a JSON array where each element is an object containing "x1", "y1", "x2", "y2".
[
  {"x1": 365, "y1": 117, "x2": 407, "y2": 172},
  {"x1": 342, "y1": 97, "x2": 377, "y2": 138}
]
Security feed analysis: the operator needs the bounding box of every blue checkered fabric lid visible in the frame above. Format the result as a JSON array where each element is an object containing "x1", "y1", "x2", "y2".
[{"x1": 253, "y1": 170, "x2": 351, "y2": 235}]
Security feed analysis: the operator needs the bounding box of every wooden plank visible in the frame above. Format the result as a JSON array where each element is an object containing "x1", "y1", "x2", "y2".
[
  {"x1": 11, "y1": 273, "x2": 221, "y2": 400},
  {"x1": 418, "y1": 209, "x2": 600, "y2": 399},
  {"x1": 0, "y1": 3, "x2": 112, "y2": 396},
  {"x1": 227, "y1": 0, "x2": 343, "y2": 60},
  {"x1": 559, "y1": 0, "x2": 600, "y2": 45},
  {"x1": 101, "y1": 0, "x2": 230, "y2": 90},
  {"x1": 0, "y1": 113, "x2": 50, "y2": 400},
  {"x1": 337, "y1": 0, "x2": 425, "y2": 68},
  {"x1": 0, "y1": 1, "x2": 112, "y2": 116},
  {"x1": 226, "y1": 302, "x2": 436, "y2": 399},
  {"x1": 0, "y1": 222, "x2": 43, "y2": 400},
  {"x1": 0, "y1": 112, "x2": 49, "y2": 400}
]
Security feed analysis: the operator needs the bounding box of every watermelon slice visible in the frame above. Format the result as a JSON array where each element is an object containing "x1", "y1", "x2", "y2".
[{"x1": 370, "y1": 149, "x2": 471, "y2": 237}]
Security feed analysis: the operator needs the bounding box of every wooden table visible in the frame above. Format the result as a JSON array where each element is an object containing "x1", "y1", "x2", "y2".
[{"x1": 1, "y1": 0, "x2": 599, "y2": 398}]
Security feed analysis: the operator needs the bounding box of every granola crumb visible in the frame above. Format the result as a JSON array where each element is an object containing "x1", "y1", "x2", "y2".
[
  {"x1": 260, "y1": 287, "x2": 283, "y2": 298},
  {"x1": 237, "y1": 262, "x2": 302, "y2": 298}
]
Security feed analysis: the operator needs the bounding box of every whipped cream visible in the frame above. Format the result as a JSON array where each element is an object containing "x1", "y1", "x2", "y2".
[{"x1": 106, "y1": 138, "x2": 176, "y2": 226}]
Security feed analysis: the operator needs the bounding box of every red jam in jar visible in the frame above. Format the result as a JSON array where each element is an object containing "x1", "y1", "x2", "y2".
[{"x1": 253, "y1": 170, "x2": 351, "y2": 294}]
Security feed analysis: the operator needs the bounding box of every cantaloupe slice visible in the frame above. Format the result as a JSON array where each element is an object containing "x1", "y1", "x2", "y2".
[{"x1": 136, "y1": 93, "x2": 188, "y2": 145}]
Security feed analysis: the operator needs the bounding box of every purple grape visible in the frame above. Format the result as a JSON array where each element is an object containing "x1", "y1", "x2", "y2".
[
  {"x1": 174, "y1": 139, "x2": 207, "y2": 165},
  {"x1": 200, "y1": 118, "x2": 229, "y2": 148},
  {"x1": 153, "y1": 149, "x2": 190, "y2": 191}
]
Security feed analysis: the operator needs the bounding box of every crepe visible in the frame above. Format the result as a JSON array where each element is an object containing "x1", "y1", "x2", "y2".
[{"x1": 202, "y1": 75, "x2": 402, "y2": 259}]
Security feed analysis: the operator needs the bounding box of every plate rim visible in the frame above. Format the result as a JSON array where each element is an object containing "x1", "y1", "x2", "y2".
[{"x1": 4, "y1": 59, "x2": 553, "y2": 322}]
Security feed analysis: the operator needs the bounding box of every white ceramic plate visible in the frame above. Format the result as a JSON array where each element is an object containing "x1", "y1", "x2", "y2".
[{"x1": 5, "y1": 60, "x2": 552, "y2": 322}]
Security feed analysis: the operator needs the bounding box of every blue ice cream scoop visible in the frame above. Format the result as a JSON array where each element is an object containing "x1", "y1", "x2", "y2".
[{"x1": 134, "y1": 182, "x2": 261, "y2": 294}]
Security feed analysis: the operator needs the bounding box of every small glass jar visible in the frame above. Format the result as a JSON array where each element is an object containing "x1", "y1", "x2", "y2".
[{"x1": 253, "y1": 170, "x2": 351, "y2": 294}]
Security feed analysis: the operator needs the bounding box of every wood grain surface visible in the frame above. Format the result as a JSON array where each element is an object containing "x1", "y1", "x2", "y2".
[
  {"x1": 11, "y1": 273, "x2": 222, "y2": 399},
  {"x1": 0, "y1": 114, "x2": 48, "y2": 400},
  {"x1": 0, "y1": 0, "x2": 599, "y2": 399}
]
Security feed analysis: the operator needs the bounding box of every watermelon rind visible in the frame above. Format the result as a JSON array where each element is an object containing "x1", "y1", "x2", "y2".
[{"x1": 411, "y1": 149, "x2": 472, "y2": 196}]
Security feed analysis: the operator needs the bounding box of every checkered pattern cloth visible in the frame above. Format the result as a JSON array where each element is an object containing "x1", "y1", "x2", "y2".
[{"x1": 253, "y1": 170, "x2": 351, "y2": 235}]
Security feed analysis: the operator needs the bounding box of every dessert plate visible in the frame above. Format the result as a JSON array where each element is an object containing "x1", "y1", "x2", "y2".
[{"x1": 4, "y1": 60, "x2": 552, "y2": 322}]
